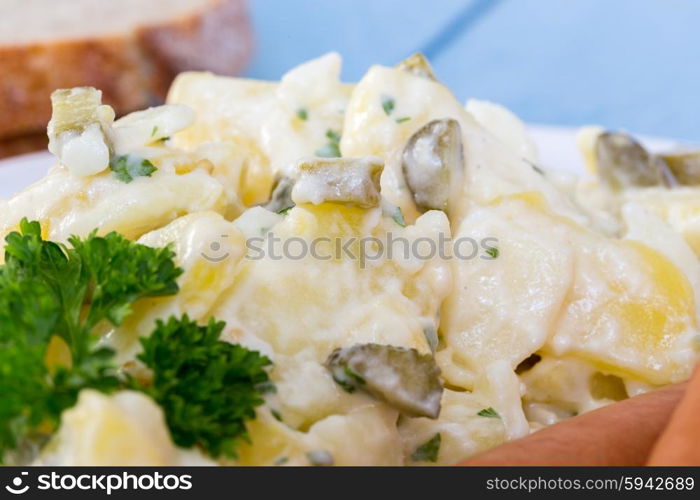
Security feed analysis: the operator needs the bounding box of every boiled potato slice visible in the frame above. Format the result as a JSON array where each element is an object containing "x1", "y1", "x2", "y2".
[
  {"x1": 106, "y1": 212, "x2": 246, "y2": 362},
  {"x1": 0, "y1": 156, "x2": 226, "y2": 248},
  {"x1": 37, "y1": 390, "x2": 212, "y2": 466},
  {"x1": 168, "y1": 53, "x2": 353, "y2": 200},
  {"x1": 399, "y1": 389, "x2": 506, "y2": 465}
]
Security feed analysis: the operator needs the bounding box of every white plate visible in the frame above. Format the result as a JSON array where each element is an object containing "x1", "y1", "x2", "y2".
[{"x1": 0, "y1": 126, "x2": 681, "y2": 200}]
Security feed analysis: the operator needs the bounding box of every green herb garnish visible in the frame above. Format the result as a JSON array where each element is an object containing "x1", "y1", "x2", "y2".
[
  {"x1": 296, "y1": 108, "x2": 309, "y2": 121},
  {"x1": 315, "y1": 129, "x2": 342, "y2": 158},
  {"x1": 485, "y1": 247, "x2": 499, "y2": 259},
  {"x1": 477, "y1": 407, "x2": 500, "y2": 419},
  {"x1": 392, "y1": 206, "x2": 406, "y2": 227},
  {"x1": 381, "y1": 95, "x2": 395, "y2": 116},
  {"x1": 277, "y1": 205, "x2": 295, "y2": 215},
  {"x1": 109, "y1": 155, "x2": 157, "y2": 183},
  {"x1": 0, "y1": 220, "x2": 272, "y2": 462},
  {"x1": 395, "y1": 116, "x2": 411, "y2": 124},
  {"x1": 0, "y1": 219, "x2": 182, "y2": 459},
  {"x1": 411, "y1": 433, "x2": 441, "y2": 462},
  {"x1": 137, "y1": 315, "x2": 272, "y2": 459}
]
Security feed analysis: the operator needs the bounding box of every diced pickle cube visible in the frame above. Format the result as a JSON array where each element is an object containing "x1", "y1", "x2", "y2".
[
  {"x1": 48, "y1": 87, "x2": 103, "y2": 136},
  {"x1": 291, "y1": 157, "x2": 383, "y2": 208},
  {"x1": 396, "y1": 53, "x2": 438, "y2": 81}
]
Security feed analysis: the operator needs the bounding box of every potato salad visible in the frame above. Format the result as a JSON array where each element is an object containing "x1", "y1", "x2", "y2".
[{"x1": 1, "y1": 53, "x2": 699, "y2": 466}]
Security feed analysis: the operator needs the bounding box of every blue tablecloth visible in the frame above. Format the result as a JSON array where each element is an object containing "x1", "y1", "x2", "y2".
[{"x1": 246, "y1": 0, "x2": 699, "y2": 141}]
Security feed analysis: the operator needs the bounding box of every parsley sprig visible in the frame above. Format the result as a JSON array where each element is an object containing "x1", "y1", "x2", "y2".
[
  {"x1": 0, "y1": 220, "x2": 271, "y2": 462},
  {"x1": 0, "y1": 219, "x2": 181, "y2": 458},
  {"x1": 137, "y1": 316, "x2": 272, "y2": 458}
]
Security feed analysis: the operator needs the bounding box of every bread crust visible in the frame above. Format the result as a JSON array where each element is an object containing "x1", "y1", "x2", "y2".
[
  {"x1": 0, "y1": 132, "x2": 47, "y2": 159},
  {"x1": 0, "y1": 0, "x2": 252, "y2": 140}
]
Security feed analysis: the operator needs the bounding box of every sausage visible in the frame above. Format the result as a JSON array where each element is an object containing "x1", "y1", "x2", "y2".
[{"x1": 647, "y1": 366, "x2": 700, "y2": 465}]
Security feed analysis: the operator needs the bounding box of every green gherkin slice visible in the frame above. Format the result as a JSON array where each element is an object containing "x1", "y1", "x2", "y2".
[
  {"x1": 402, "y1": 118, "x2": 464, "y2": 212},
  {"x1": 265, "y1": 175, "x2": 296, "y2": 213},
  {"x1": 396, "y1": 53, "x2": 438, "y2": 81},
  {"x1": 325, "y1": 343, "x2": 443, "y2": 419},
  {"x1": 660, "y1": 151, "x2": 700, "y2": 186},
  {"x1": 49, "y1": 87, "x2": 103, "y2": 135},
  {"x1": 595, "y1": 132, "x2": 666, "y2": 189}
]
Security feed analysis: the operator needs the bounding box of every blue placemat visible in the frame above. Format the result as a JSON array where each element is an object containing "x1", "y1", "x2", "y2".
[{"x1": 245, "y1": 0, "x2": 699, "y2": 141}]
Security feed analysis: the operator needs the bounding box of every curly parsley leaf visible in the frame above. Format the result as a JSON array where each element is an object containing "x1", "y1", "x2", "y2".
[
  {"x1": 109, "y1": 155, "x2": 157, "y2": 183},
  {"x1": 0, "y1": 219, "x2": 182, "y2": 460},
  {"x1": 137, "y1": 315, "x2": 272, "y2": 459},
  {"x1": 1, "y1": 221, "x2": 272, "y2": 463}
]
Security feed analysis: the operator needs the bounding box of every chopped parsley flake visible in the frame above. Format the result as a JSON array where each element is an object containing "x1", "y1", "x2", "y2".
[
  {"x1": 296, "y1": 108, "x2": 308, "y2": 121},
  {"x1": 109, "y1": 155, "x2": 157, "y2": 183},
  {"x1": 392, "y1": 206, "x2": 406, "y2": 227},
  {"x1": 485, "y1": 247, "x2": 499, "y2": 259},
  {"x1": 395, "y1": 116, "x2": 411, "y2": 124},
  {"x1": 381, "y1": 95, "x2": 395, "y2": 115},
  {"x1": 277, "y1": 205, "x2": 295, "y2": 215},
  {"x1": 477, "y1": 407, "x2": 500, "y2": 419},
  {"x1": 411, "y1": 433, "x2": 441, "y2": 462},
  {"x1": 315, "y1": 129, "x2": 342, "y2": 158}
]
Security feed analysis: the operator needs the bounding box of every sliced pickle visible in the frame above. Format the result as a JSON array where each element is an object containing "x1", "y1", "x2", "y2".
[
  {"x1": 264, "y1": 175, "x2": 296, "y2": 213},
  {"x1": 48, "y1": 87, "x2": 104, "y2": 136},
  {"x1": 659, "y1": 151, "x2": 700, "y2": 186},
  {"x1": 595, "y1": 132, "x2": 666, "y2": 189},
  {"x1": 325, "y1": 343, "x2": 443, "y2": 419},
  {"x1": 396, "y1": 53, "x2": 437, "y2": 81},
  {"x1": 291, "y1": 157, "x2": 383, "y2": 208},
  {"x1": 47, "y1": 87, "x2": 114, "y2": 177},
  {"x1": 402, "y1": 119, "x2": 464, "y2": 212}
]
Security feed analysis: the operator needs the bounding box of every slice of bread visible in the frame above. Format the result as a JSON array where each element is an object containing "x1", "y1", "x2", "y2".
[{"x1": 0, "y1": 0, "x2": 252, "y2": 141}]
